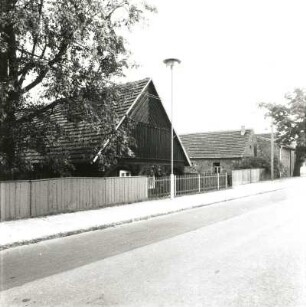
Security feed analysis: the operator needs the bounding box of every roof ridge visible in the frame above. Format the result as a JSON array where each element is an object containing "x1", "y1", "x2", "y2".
[
  {"x1": 180, "y1": 128, "x2": 253, "y2": 136},
  {"x1": 116, "y1": 77, "x2": 151, "y2": 87},
  {"x1": 38, "y1": 78, "x2": 152, "y2": 111}
]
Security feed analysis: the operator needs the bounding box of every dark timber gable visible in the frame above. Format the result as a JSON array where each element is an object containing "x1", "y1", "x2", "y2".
[{"x1": 126, "y1": 81, "x2": 188, "y2": 163}]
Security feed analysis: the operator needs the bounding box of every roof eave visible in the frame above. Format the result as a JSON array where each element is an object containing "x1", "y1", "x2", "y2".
[{"x1": 190, "y1": 156, "x2": 243, "y2": 160}]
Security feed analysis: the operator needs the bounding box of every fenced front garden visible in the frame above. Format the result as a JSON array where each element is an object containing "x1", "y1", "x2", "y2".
[
  {"x1": 0, "y1": 172, "x2": 228, "y2": 221},
  {"x1": 148, "y1": 173, "x2": 228, "y2": 199}
]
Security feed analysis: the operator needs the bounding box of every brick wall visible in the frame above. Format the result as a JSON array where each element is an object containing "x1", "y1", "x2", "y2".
[{"x1": 186, "y1": 158, "x2": 242, "y2": 174}]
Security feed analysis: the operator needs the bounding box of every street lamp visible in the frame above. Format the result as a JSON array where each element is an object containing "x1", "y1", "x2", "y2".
[{"x1": 163, "y1": 58, "x2": 181, "y2": 200}]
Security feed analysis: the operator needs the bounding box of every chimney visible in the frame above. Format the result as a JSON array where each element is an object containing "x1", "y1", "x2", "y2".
[{"x1": 241, "y1": 125, "x2": 246, "y2": 136}]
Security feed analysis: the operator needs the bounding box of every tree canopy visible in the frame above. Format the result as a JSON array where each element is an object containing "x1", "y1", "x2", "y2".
[
  {"x1": 260, "y1": 88, "x2": 306, "y2": 175},
  {"x1": 0, "y1": 0, "x2": 155, "y2": 179},
  {"x1": 260, "y1": 89, "x2": 306, "y2": 147}
]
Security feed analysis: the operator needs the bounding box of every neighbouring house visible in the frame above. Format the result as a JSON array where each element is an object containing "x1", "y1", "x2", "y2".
[
  {"x1": 180, "y1": 127, "x2": 257, "y2": 174},
  {"x1": 256, "y1": 133, "x2": 295, "y2": 177},
  {"x1": 28, "y1": 78, "x2": 191, "y2": 178}
]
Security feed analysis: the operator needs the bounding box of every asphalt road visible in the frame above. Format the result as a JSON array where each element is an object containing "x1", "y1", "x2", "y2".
[{"x1": 1, "y1": 182, "x2": 306, "y2": 306}]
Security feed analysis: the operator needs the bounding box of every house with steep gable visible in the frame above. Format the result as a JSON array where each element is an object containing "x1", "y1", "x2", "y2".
[
  {"x1": 29, "y1": 78, "x2": 191, "y2": 178},
  {"x1": 101, "y1": 78, "x2": 191, "y2": 176}
]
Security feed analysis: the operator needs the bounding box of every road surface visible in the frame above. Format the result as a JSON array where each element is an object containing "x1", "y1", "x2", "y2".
[{"x1": 1, "y1": 179, "x2": 306, "y2": 306}]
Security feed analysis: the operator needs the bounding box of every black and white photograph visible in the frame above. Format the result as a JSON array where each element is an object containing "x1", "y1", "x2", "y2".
[{"x1": 1, "y1": 0, "x2": 306, "y2": 306}]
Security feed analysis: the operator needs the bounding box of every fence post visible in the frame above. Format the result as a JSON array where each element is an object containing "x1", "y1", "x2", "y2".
[
  {"x1": 217, "y1": 173, "x2": 220, "y2": 190},
  {"x1": 198, "y1": 174, "x2": 201, "y2": 193},
  {"x1": 0, "y1": 182, "x2": 4, "y2": 221},
  {"x1": 174, "y1": 175, "x2": 176, "y2": 197},
  {"x1": 225, "y1": 172, "x2": 228, "y2": 189},
  {"x1": 29, "y1": 180, "x2": 32, "y2": 217},
  {"x1": 146, "y1": 176, "x2": 148, "y2": 199}
]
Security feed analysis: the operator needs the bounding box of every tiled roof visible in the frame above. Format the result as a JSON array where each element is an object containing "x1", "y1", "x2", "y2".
[
  {"x1": 114, "y1": 78, "x2": 150, "y2": 119},
  {"x1": 180, "y1": 129, "x2": 253, "y2": 159},
  {"x1": 28, "y1": 78, "x2": 151, "y2": 163}
]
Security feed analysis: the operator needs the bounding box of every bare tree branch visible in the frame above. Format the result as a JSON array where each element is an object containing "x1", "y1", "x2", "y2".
[{"x1": 22, "y1": 37, "x2": 71, "y2": 93}]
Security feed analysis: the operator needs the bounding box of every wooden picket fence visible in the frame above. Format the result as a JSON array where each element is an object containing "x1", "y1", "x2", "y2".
[
  {"x1": 0, "y1": 177, "x2": 148, "y2": 221},
  {"x1": 1, "y1": 173, "x2": 231, "y2": 221}
]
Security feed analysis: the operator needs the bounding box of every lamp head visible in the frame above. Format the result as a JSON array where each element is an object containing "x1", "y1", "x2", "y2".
[{"x1": 163, "y1": 58, "x2": 181, "y2": 68}]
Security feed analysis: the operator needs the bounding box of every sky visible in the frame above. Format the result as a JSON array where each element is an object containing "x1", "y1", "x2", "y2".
[{"x1": 122, "y1": 0, "x2": 306, "y2": 135}]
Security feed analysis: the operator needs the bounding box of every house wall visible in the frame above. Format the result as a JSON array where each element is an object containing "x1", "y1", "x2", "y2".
[
  {"x1": 129, "y1": 85, "x2": 169, "y2": 128},
  {"x1": 108, "y1": 160, "x2": 185, "y2": 177},
  {"x1": 118, "y1": 82, "x2": 188, "y2": 174},
  {"x1": 186, "y1": 158, "x2": 242, "y2": 174},
  {"x1": 280, "y1": 147, "x2": 295, "y2": 176},
  {"x1": 131, "y1": 122, "x2": 186, "y2": 162},
  {"x1": 242, "y1": 132, "x2": 258, "y2": 157},
  {"x1": 128, "y1": 84, "x2": 187, "y2": 164}
]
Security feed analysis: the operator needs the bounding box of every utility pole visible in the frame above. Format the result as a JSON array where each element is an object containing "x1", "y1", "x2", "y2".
[{"x1": 271, "y1": 123, "x2": 274, "y2": 180}]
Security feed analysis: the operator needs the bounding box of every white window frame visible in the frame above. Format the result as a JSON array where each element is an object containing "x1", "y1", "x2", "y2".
[
  {"x1": 119, "y1": 170, "x2": 132, "y2": 177},
  {"x1": 213, "y1": 162, "x2": 221, "y2": 174}
]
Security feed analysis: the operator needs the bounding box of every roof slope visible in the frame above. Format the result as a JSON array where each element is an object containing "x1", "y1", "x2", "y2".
[
  {"x1": 114, "y1": 78, "x2": 150, "y2": 119},
  {"x1": 25, "y1": 79, "x2": 150, "y2": 163},
  {"x1": 180, "y1": 129, "x2": 253, "y2": 159}
]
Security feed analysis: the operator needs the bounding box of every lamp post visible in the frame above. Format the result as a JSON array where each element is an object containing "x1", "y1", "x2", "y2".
[{"x1": 163, "y1": 58, "x2": 181, "y2": 199}]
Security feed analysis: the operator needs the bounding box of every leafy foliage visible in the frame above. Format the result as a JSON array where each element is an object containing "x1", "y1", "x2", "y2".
[
  {"x1": 260, "y1": 88, "x2": 306, "y2": 175},
  {"x1": 233, "y1": 156, "x2": 281, "y2": 178},
  {"x1": 0, "y1": 0, "x2": 155, "y2": 179},
  {"x1": 259, "y1": 89, "x2": 306, "y2": 147}
]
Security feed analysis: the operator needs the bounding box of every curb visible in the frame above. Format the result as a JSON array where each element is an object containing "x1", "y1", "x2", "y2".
[{"x1": 0, "y1": 186, "x2": 285, "y2": 251}]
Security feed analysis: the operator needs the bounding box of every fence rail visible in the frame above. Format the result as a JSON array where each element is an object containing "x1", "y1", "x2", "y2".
[
  {"x1": 148, "y1": 173, "x2": 228, "y2": 199},
  {"x1": 1, "y1": 172, "x2": 229, "y2": 221}
]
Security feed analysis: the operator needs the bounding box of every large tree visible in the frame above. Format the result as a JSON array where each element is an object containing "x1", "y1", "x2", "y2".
[
  {"x1": 260, "y1": 88, "x2": 306, "y2": 175},
  {"x1": 0, "y1": 0, "x2": 155, "y2": 179}
]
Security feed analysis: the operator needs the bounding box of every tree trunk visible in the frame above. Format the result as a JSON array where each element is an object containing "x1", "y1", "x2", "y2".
[{"x1": 0, "y1": 0, "x2": 20, "y2": 179}]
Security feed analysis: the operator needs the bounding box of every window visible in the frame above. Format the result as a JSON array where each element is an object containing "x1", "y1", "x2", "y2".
[
  {"x1": 213, "y1": 162, "x2": 221, "y2": 174},
  {"x1": 119, "y1": 170, "x2": 132, "y2": 177}
]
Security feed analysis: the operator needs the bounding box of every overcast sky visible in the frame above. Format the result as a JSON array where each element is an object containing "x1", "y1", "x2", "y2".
[{"x1": 123, "y1": 0, "x2": 306, "y2": 135}]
